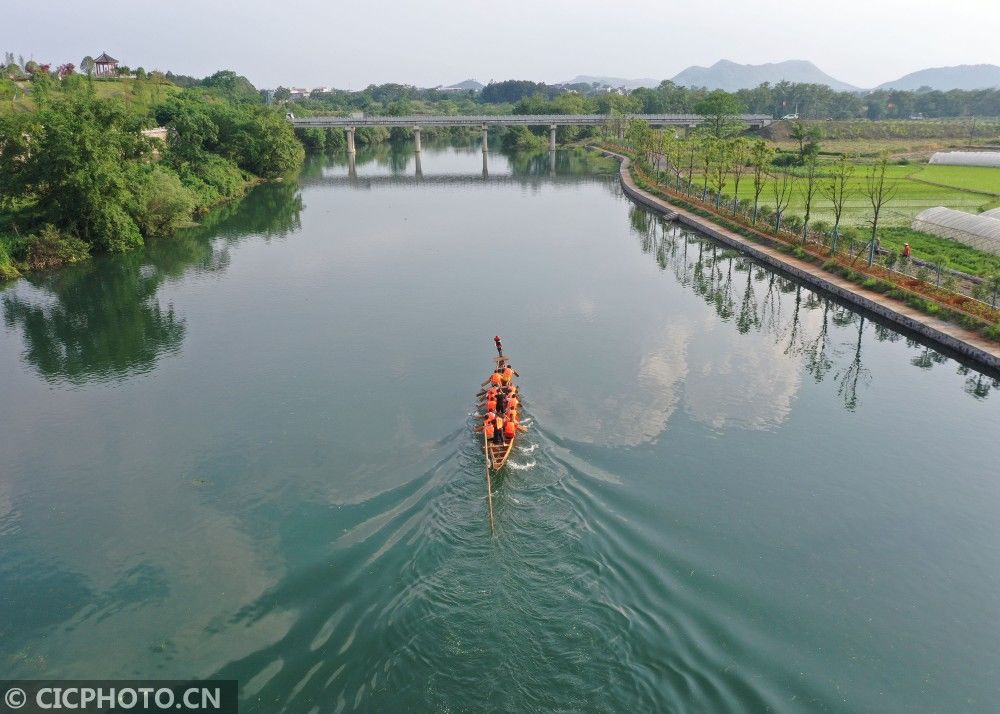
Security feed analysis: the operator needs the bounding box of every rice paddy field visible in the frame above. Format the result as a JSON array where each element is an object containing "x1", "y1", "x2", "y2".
[{"x1": 719, "y1": 161, "x2": 1000, "y2": 228}]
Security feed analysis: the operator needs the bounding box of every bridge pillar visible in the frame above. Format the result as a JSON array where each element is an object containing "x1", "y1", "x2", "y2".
[
  {"x1": 481, "y1": 125, "x2": 488, "y2": 152},
  {"x1": 549, "y1": 124, "x2": 557, "y2": 151},
  {"x1": 346, "y1": 127, "x2": 356, "y2": 155},
  {"x1": 482, "y1": 150, "x2": 488, "y2": 178},
  {"x1": 415, "y1": 151, "x2": 422, "y2": 178},
  {"x1": 413, "y1": 126, "x2": 422, "y2": 153},
  {"x1": 549, "y1": 149, "x2": 556, "y2": 177}
]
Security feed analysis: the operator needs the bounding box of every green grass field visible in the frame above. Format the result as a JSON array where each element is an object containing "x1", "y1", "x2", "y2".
[
  {"x1": 704, "y1": 160, "x2": 1000, "y2": 228},
  {"x1": 907, "y1": 164, "x2": 1000, "y2": 195},
  {"x1": 672, "y1": 157, "x2": 1000, "y2": 276}
]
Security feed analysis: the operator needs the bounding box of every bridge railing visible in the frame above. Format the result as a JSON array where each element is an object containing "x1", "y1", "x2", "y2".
[{"x1": 288, "y1": 114, "x2": 774, "y2": 128}]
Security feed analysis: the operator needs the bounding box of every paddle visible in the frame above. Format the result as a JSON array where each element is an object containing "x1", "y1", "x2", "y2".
[{"x1": 484, "y1": 432, "x2": 495, "y2": 533}]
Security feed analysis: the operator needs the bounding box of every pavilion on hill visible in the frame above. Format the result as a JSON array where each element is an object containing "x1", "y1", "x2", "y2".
[{"x1": 94, "y1": 52, "x2": 118, "y2": 76}]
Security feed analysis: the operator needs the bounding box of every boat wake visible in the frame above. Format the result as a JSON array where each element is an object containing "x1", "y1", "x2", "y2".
[{"x1": 506, "y1": 459, "x2": 536, "y2": 470}]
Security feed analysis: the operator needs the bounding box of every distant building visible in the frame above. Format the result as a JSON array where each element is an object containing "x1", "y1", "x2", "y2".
[{"x1": 93, "y1": 52, "x2": 119, "y2": 77}]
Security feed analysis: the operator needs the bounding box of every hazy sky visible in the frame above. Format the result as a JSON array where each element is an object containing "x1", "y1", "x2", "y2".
[{"x1": 7, "y1": 0, "x2": 998, "y2": 89}]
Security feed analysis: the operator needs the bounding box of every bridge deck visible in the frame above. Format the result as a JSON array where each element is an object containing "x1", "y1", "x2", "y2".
[{"x1": 289, "y1": 113, "x2": 773, "y2": 129}]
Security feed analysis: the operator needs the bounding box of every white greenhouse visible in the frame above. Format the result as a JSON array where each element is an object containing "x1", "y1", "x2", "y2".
[
  {"x1": 928, "y1": 151, "x2": 1000, "y2": 168},
  {"x1": 911, "y1": 207, "x2": 1000, "y2": 255},
  {"x1": 982, "y1": 207, "x2": 1000, "y2": 220}
]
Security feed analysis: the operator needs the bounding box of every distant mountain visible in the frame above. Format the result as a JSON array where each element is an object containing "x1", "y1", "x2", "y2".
[
  {"x1": 443, "y1": 79, "x2": 484, "y2": 91},
  {"x1": 671, "y1": 59, "x2": 860, "y2": 92},
  {"x1": 560, "y1": 75, "x2": 660, "y2": 90},
  {"x1": 875, "y1": 65, "x2": 1000, "y2": 91}
]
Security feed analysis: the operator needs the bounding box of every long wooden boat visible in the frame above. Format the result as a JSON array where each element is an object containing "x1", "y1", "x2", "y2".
[
  {"x1": 479, "y1": 355, "x2": 518, "y2": 472},
  {"x1": 476, "y1": 352, "x2": 522, "y2": 531},
  {"x1": 485, "y1": 428, "x2": 516, "y2": 471}
]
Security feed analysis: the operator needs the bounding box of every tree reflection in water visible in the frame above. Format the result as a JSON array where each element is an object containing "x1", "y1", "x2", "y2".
[
  {"x1": 626, "y1": 205, "x2": 1000, "y2": 406},
  {"x1": 2, "y1": 180, "x2": 303, "y2": 385}
]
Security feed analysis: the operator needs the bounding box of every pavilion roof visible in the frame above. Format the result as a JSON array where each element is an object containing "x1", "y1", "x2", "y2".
[{"x1": 94, "y1": 52, "x2": 118, "y2": 64}]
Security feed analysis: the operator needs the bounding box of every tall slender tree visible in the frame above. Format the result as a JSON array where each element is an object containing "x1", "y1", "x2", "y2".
[
  {"x1": 863, "y1": 154, "x2": 897, "y2": 266},
  {"x1": 823, "y1": 155, "x2": 855, "y2": 254},
  {"x1": 770, "y1": 170, "x2": 795, "y2": 233},
  {"x1": 799, "y1": 153, "x2": 820, "y2": 242},
  {"x1": 750, "y1": 140, "x2": 773, "y2": 223},
  {"x1": 709, "y1": 139, "x2": 732, "y2": 209},
  {"x1": 729, "y1": 137, "x2": 750, "y2": 214}
]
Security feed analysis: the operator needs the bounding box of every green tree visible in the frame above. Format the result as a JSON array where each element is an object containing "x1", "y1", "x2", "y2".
[
  {"x1": 790, "y1": 122, "x2": 822, "y2": 161},
  {"x1": 728, "y1": 137, "x2": 751, "y2": 213},
  {"x1": 0, "y1": 94, "x2": 151, "y2": 251},
  {"x1": 750, "y1": 140, "x2": 773, "y2": 223},
  {"x1": 799, "y1": 153, "x2": 820, "y2": 241},
  {"x1": 708, "y1": 138, "x2": 732, "y2": 209},
  {"x1": 134, "y1": 167, "x2": 196, "y2": 237},
  {"x1": 80, "y1": 56, "x2": 95, "y2": 76},
  {"x1": 694, "y1": 90, "x2": 746, "y2": 138}
]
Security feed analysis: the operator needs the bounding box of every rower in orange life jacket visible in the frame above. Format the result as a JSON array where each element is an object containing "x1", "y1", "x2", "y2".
[
  {"x1": 500, "y1": 364, "x2": 518, "y2": 386},
  {"x1": 503, "y1": 415, "x2": 516, "y2": 440},
  {"x1": 483, "y1": 414, "x2": 495, "y2": 441},
  {"x1": 482, "y1": 369, "x2": 502, "y2": 388},
  {"x1": 493, "y1": 413, "x2": 505, "y2": 444}
]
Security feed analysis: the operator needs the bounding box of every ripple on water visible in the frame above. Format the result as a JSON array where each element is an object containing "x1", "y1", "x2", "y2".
[{"x1": 212, "y1": 419, "x2": 822, "y2": 712}]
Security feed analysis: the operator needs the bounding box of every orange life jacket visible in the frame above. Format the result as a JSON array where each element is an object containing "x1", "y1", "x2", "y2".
[
  {"x1": 486, "y1": 387, "x2": 498, "y2": 399},
  {"x1": 484, "y1": 422, "x2": 495, "y2": 438},
  {"x1": 504, "y1": 420, "x2": 516, "y2": 438},
  {"x1": 486, "y1": 399, "x2": 497, "y2": 412},
  {"x1": 490, "y1": 372, "x2": 501, "y2": 385}
]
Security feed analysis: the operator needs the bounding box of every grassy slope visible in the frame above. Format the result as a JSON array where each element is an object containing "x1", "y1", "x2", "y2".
[{"x1": 0, "y1": 78, "x2": 181, "y2": 116}]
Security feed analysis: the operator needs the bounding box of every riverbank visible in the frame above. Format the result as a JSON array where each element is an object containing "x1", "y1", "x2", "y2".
[{"x1": 594, "y1": 145, "x2": 1000, "y2": 371}]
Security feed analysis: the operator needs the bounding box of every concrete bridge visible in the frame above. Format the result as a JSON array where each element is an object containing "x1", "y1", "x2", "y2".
[{"x1": 288, "y1": 113, "x2": 774, "y2": 153}]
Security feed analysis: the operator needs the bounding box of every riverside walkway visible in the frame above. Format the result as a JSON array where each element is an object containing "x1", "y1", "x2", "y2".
[{"x1": 596, "y1": 147, "x2": 1000, "y2": 372}]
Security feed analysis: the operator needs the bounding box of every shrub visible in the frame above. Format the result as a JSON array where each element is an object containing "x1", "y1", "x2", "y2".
[
  {"x1": 25, "y1": 224, "x2": 90, "y2": 270},
  {"x1": 916, "y1": 266, "x2": 931, "y2": 282},
  {"x1": 0, "y1": 236, "x2": 21, "y2": 280},
  {"x1": 135, "y1": 168, "x2": 196, "y2": 237},
  {"x1": 92, "y1": 204, "x2": 143, "y2": 253}
]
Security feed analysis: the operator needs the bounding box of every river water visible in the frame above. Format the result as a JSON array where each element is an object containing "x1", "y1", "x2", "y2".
[{"x1": 2, "y1": 142, "x2": 999, "y2": 712}]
